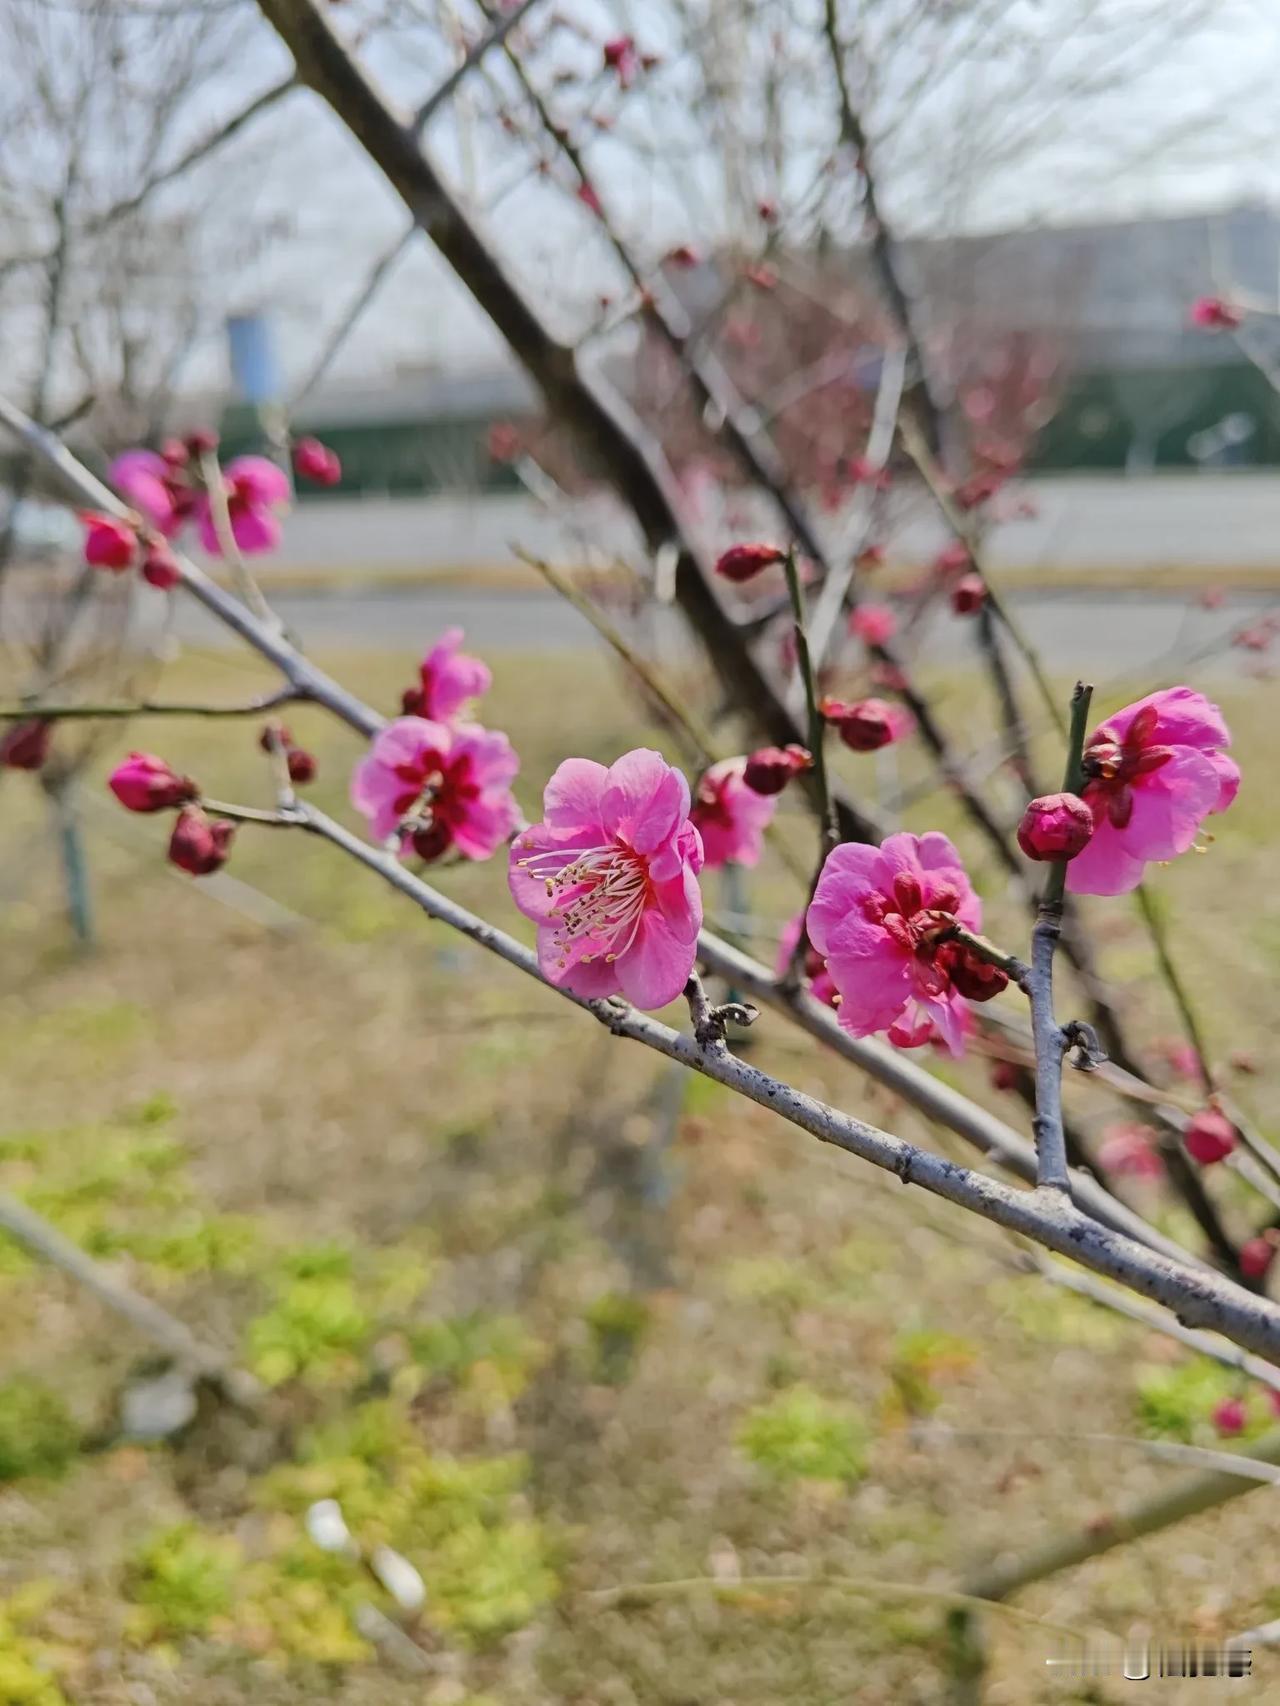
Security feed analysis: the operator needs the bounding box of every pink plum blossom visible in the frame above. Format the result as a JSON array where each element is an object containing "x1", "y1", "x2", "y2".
[
  {"x1": 196, "y1": 456, "x2": 291, "y2": 556},
  {"x1": 351, "y1": 716, "x2": 519, "y2": 863},
  {"x1": 1097, "y1": 1122, "x2": 1165, "y2": 1181},
  {"x1": 690, "y1": 757, "x2": 777, "y2": 868},
  {"x1": 509, "y1": 749, "x2": 704, "y2": 1010},
  {"x1": 805, "y1": 831, "x2": 987, "y2": 1055},
  {"x1": 1066, "y1": 687, "x2": 1239, "y2": 897},
  {"x1": 848, "y1": 603, "x2": 897, "y2": 646},
  {"x1": 401, "y1": 628, "x2": 492, "y2": 721},
  {"x1": 776, "y1": 912, "x2": 837, "y2": 1007},
  {"x1": 110, "y1": 451, "x2": 185, "y2": 537}
]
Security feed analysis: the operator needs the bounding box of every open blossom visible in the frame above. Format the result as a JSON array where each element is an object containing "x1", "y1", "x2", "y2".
[
  {"x1": 690, "y1": 757, "x2": 777, "y2": 868},
  {"x1": 776, "y1": 912, "x2": 837, "y2": 1007},
  {"x1": 351, "y1": 716, "x2": 519, "y2": 863},
  {"x1": 806, "y1": 832, "x2": 992, "y2": 1055},
  {"x1": 110, "y1": 451, "x2": 187, "y2": 537},
  {"x1": 401, "y1": 628, "x2": 492, "y2": 721},
  {"x1": 1066, "y1": 687, "x2": 1239, "y2": 896},
  {"x1": 109, "y1": 752, "x2": 198, "y2": 813},
  {"x1": 509, "y1": 749, "x2": 704, "y2": 1009},
  {"x1": 848, "y1": 603, "x2": 897, "y2": 646},
  {"x1": 196, "y1": 456, "x2": 291, "y2": 556}
]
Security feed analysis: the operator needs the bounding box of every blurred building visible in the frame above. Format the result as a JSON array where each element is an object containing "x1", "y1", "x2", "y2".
[{"x1": 217, "y1": 202, "x2": 1280, "y2": 496}]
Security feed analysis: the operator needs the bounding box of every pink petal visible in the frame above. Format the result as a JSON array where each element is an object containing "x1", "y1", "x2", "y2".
[
  {"x1": 650, "y1": 865, "x2": 703, "y2": 941},
  {"x1": 110, "y1": 452, "x2": 178, "y2": 534},
  {"x1": 225, "y1": 455, "x2": 291, "y2": 507},
  {"x1": 919, "y1": 992, "x2": 969, "y2": 1057},
  {"x1": 601, "y1": 749, "x2": 690, "y2": 853},
  {"x1": 451, "y1": 793, "x2": 517, "y2": 860},
  {"x1": 1106, "y1": 686, "x2": 1230, "y2": 754},
  {"x1": 540, "y1": 934, "x2": 624, "y2": 1000},
  {"x1": 1065, "y1": 823, "x2": 1149, "y2": 896},
  {"x1": 616, "y1": 911, "x2": 698, "y2": 1009},
  {"x1": 452, "y1": 723, "x2": 519, "y2": 788},
  {"x1": 1120, "y1": 749, "x2": 1223, "y2": 864},
  {"x1": 543, "y1": 757, "x2": 609, "y2": 835},
  {"x1": 1208, "y1": 750, "x2": 1240, "y2": 813},
  {"x1": 229, "y1": 505, "x2": 282, "y2": 557}
]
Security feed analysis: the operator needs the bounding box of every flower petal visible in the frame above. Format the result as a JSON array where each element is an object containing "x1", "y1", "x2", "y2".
[
  {"x1": 616, "y1": 911, "x2": 698, "y2": 1009},
  {"x1": 601, "y1": 749, "x2": 689, "y2": 853},
  {"x1": 543, "y1": 757, "x2": 610, "y2": 836}
]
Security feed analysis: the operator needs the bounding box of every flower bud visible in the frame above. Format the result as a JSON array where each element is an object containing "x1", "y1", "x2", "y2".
[
  {"x1": 989, "y1": 1060, "x2": 1020, "y2": 1093},
  {"x1": 109, "y1": 752, "x2": 198, "y2": 813},
  {"x1": 1016, "y1": 792, "x2": 1095, "y2": 862},
  {"x1": 821, "y1": 696, "x2": 898, "y2": 753},
  {"x1": 1240, "y1": 1235, "x2": 1276, "y2": 1281},
  {"x1": 160, "y1": 437, "x2": 190, "y2": 467},
  {"x1": 286, "y1": 746, "x2": 317, "y2": 785},
  {"x1": 141, "y1": 541, "x2": 180, "y2": 589},
  {"x1": 742, "y1": 744, "x2": 811, "y2": 795},
  {"x1": 1212, "y1": 1396, "x2": 1247, "y2": 1436},
  {"x1": 185, "y1": 428, "x2": 220, "y2": 456},
  {"x1": 949, "y1": 573, "x2": 987, "y2": 616},
  {"x1": 0, "y1": 719, "x2": 52, "y2": 771},
  {"x1": 714, "y1": 542, "x2": 787, "y2": 583},
  {"x1": 1184, "y1": 1107, "x2": 1236, "y2": 1166},
  {"x1": 80, "y1": 511, "x2": 138, "y2": 571},
  {"x1": 168, "y1": 805, "x2": 234, "y2": 875},
  {"x1": 292, "y1": 437, "x2": 342, "y2": 486},
  {"x1": 856, "y1": 543, "x2": 885, "y2": 571}
]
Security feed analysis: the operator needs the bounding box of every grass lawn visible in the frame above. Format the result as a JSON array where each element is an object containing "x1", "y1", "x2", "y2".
[{"x1": 0, "y1": 637, "x2": 1277, "y2": 1703}]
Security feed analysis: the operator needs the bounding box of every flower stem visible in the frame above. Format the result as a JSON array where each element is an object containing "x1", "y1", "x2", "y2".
[{"x1": 1030, "y1": 681, "x2": 1093, "y2": 1191}]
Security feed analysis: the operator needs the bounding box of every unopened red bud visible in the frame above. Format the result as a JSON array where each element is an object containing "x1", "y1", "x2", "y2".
[
  {"x1": 0, "y1": 719, "x2": 52, "y2": 771},
  {"x1": 1016, "y1": 792, "x2": 1095, "y2": 862},
  {"x1": 665, "y1": 243, "x2": 699, "y2": 268},
  {"x1": 185, "y1": 428, "x2": 220, "y2": 456},
  {"x1": 1240, "y1": 1235, "x2": 1276, "y2": 1281},
  {"x1": 141, "y1": 541, "x2": 180, "y2": 589},
  {"x1": 950, "y1": 573, "x2": 987, "y2": 615},
  {"x1": 714, "y1": 542, "x2": 787, "y2": 583},
  {"x1": 742, "y1": 744, "x2": 811, "y2": 795},
  {"x1": 286, "y1": 746, "x2": 317, "y2": 784},
  {"x1": 160, "y1": 438, "x2": 189, "y2": 467},
  {"x1": 109, "y1": 752, "x2": 198, "y2": 812},
  {"x1": 757, "y1": 198, "x2": 778, "y2": 223},
  {"x1": 168, "y1": 805, "x2": 234, "y2": 875},
  {"x1": 1212, "y1": 1396, "x2": 1247, "y2": 1436},
  {"x1": 80, "y1": 511, "x2": 138, "y2": 571},
  {"x1": 1184, "y1": 1107, "x2": 1237, "y2": 1166},
  {"x1": 989, "y1": 1059, "x2": 1020, "y2": 1092},
  {"x1": 411, "y1": 820, "x2": 452, "y2": 862},
  {"x1": 258, "y1": 724, "x2": 291, "y2": 754},
  {"x1": 292, "y1": 436, "x2": 342, "y2": 486},
  {"x1": 821, "y1": 695, "x2": 898, "y2": 753}
]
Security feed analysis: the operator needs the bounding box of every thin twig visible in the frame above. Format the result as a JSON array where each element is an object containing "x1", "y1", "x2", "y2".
[
  {"x1": 412, "y1": 0, "x2": 543, "y2": 132},
  {"x1": 0, "y1": 689, "x2": 297, "y2": 722},
  {"x1": 198, "y1": 447, "x2": 280, "y2": 629},
  {"x1": 1029, "y1": 682, "x2": 1093, "y2": 1191}
]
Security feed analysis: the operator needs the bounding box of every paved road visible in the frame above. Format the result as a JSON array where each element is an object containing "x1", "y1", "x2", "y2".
[
  {"x1": 170, "y1": 582, "x2": 1275, "y2": 681},
  {"x1": 265, "y1": 473, "x2": 1280, "y2": 577}
]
